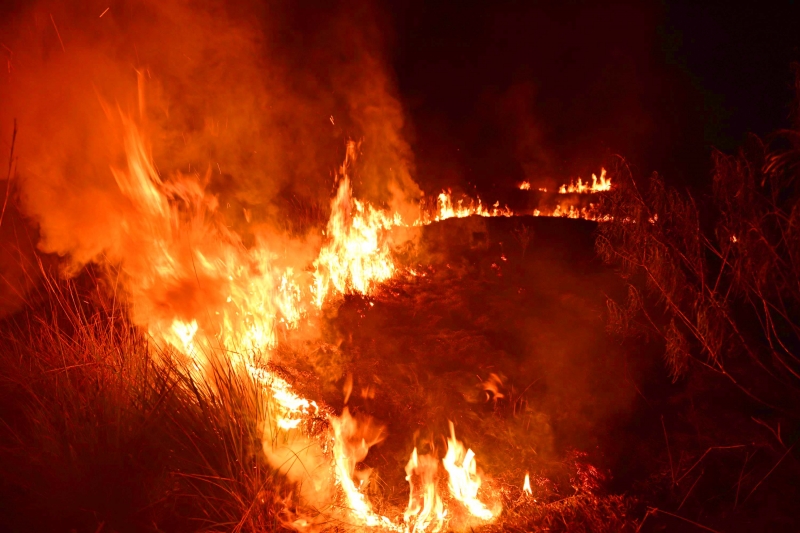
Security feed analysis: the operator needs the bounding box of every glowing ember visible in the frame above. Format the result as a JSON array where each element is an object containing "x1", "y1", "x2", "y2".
[{"x1": 518, "y1": 181, "x2": 531, "y2": 190}]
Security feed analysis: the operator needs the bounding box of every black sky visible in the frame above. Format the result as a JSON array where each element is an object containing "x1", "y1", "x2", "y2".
[{"x1": 385, "y1": 0, "x2": 800, "y2": 192}]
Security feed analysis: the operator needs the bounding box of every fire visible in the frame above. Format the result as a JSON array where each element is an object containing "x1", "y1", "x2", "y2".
[
  {"x1": 329, "y1": 407, "x2": 402, "y2": 530},
  {"x1": 104, "y1": 115, "x2": 613, "y2": 530},
  {"x1": 27, "y1": 90, "x2": 617, "y2": 533},
  {"x1": 405, "y1": 448, "x2": 446, "y2": 532},
  {"x1": 441, "y1": 421, "x2": 497, "y2": 521},
  {"x1": 417, "y1": 191, "x2": 514, "y2": 225},
  {"x1": 523, "y1": 473, "x2": 532, "y2": 495},
  {"x1": 557, "y1": 169, "x2": 611, "y2": 194},
  {"x1": 106, "y1": 112, "x2": 308, "y2": 366},
  {"x1": 312, "y1": 143, "x2": 403, "y2": 307},
  {"x1": 1, "y1": 4, "x2": 625, "y2": 529},
  {"x1": 250, "y1": 367, "x2": 320, "y2": 431},
  {"x1": 324, "y1": 414, "x2": 497, "y2": 532}
]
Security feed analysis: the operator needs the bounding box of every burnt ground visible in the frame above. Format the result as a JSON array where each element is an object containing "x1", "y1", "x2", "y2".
[{"x1": 278, "y1": 215, "x2": 800, "y2": 532}]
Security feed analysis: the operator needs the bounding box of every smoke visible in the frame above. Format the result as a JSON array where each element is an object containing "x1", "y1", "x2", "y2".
[
  {"x1": 0, "y1": 0, "x2": 420, "y2": 257},
  {"x1": 0, "y1": 0, "x2": 421, "y2": 309}
]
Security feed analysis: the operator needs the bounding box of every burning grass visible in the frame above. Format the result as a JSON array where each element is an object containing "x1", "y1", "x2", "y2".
[
  {"x1": 3, "y1": 202, "x2": 798, "y2": 532},
  {"x1": 0, "y1": 271, "x2": 294, "y2": 532},
  {"x1": 0, "y1": 215, "x2": 644, "y2": 532}
]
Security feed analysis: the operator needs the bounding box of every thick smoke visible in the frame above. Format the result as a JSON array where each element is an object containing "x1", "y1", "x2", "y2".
[{"x1": 0, "y1": 0, "x2": 420, "y2": 280}]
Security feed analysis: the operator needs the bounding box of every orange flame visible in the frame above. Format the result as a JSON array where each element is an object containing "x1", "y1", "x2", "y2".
[
  {"x1": 441, "y1": 421, "x2": 497, "y2": 521},
  {"x1": 557, "y1": 169, "x2": 610, "y2": 194},
  {"x1": 313, "y1": 143, "x2": 402, "y2": 307},
  {"x1": 405, "y1": 448, "x2": 446, "y2": 532},
  {"x1": 329, "y1": 407, "x2": 402, "y2": 530},
  {"x1": 418, "y1": 191, "x2": 513, "y2": 225},
  {"x1": 106, "y1": 112, "x2": 309, "y2": 367}
]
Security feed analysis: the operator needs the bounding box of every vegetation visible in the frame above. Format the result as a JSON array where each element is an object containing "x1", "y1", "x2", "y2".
[
  {"x1": 595, "y1": 82, "x2": 800, "y2": 530},
  {"x1": 0, "y1": 271, "x2": 291, "y2": 532}
]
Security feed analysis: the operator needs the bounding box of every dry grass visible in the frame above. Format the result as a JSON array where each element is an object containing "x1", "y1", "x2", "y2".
[
  {"x1": 594, "y1": 98, "x2": 800, "y2": 530},
  {"x1": 0, "y1": 269, "x2": 292, "y2": 533},
  {"x1": 0, "y1": 223, "x2": 643, "y2": 533}
]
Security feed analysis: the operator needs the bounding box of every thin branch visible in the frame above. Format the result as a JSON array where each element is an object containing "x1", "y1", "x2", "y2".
[
  {"x1": 677, "y1": 445, "x2": 746, "y2": 484},
  {"x1": 49, "y1": 14, "x2": 66, "y2": 53},
  {"x1": 744, "y1": 439, "x2": 798, "y2": 503},
  {"x1": 734, "y1": 451, "x2": 752, "y2": 510},
  {"x1": 0, "y1": 119, "x2": 17, "y2": 230},
  {"x1": 644, "y1": 507, "x2": 722, "y2": 533},
  {"x1": 661, "y1": 415, "x2": 675, "y2": 486},
  {"x1": 677, "y1": 469, "x2": 703, "y2": 511}
]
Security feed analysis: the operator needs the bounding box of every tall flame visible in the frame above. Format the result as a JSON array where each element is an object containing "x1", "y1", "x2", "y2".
[
  {"x1": 329, "y1": 407, "x2": 402, "y2": 530},
  {"x1": 313, "y1": 143, "x2": 402, "y2": 307},
  {"x1": 441, "y1": 421, "x2": 497, "y2": 521},
  {"x1": 405, "y1": 448, "x2": 446, "y2": 532}
]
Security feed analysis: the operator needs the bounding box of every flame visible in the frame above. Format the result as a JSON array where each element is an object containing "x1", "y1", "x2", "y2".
[
  {"x1": 249, "y1": 367, "x2": 319, "y2": 431},
  {"x1": 519, "y1": 170, "x2": 612, "y2": 195},
  {"x1": 441, "y1": 421, "x2": 497, "y2": 521},
  {"x1": 523, "y1": 473, "x2": 532, "y2": 495},
  {"x1": 105, "y1": 112, "x2": 311, "y2": 368},
  {"x1": 557, "y1": 169, "x2": 610, "y2": 194},
  {"x1": 417, "y1": 191, "x2": 514, "y2": 225},
  {"x1": 480, "y1": 372, "x2": 505, "y2": 403},
  {"x1": 329, "y1": 407, "x2": 402, "y2": 531},
  {"x1": 404, "y1": 448, "x2": 446, "y2": 532},
  {"x1": 313, "y1": 143, "x2": 402, "y2": 307}
]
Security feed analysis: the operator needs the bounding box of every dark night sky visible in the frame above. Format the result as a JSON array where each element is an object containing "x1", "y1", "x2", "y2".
[{"x1": 385, "y1": 0, "x2": 800, "y2": 192}]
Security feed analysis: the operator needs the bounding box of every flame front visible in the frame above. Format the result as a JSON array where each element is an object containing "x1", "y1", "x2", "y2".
[{"x1": 418, "y1": 191, "x2": 513, "y2": 224}]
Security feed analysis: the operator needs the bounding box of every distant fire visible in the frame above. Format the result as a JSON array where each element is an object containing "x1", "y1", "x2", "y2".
[
  {"x1": 558, "y1": 169, "x2": 611, "y2": 194},
  {"x1": 518, "y1": 169, "x2": 611, "y2": 195}
]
